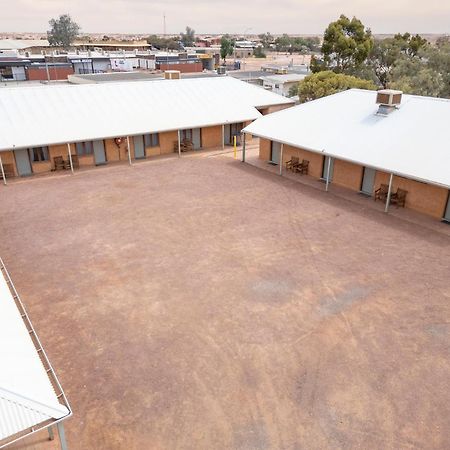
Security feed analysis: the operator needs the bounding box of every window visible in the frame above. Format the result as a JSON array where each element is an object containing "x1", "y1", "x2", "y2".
[
  {"x1": 144, "y1": 133, "x2": 159, "y2": 148},
  {"x1": 28, "y1": 146, "x2": 49, "y2": 162},
  {"x1": 76, "y1": 141, "x2": 93, "y2": 155}
]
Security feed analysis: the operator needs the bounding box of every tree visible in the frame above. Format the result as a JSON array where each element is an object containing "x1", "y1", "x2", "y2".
[
  {"x1": 274, "y1": 34, "x2": 292, "y2": 53},
  {"x1": 47, "y1": 14, "x2": 80, "y2": 49},
  {"x1": 321, "y1": 14, "x2": 373, "y2": 73},
  {"x1": 180, "y1": 26, "x2": 195, "y2": 47},
  {"x1": 390, "y1": 57, "x2": 444, "y2": 97},
  {"x1": 258, "y1": 32, "x2": 273, "y2": 49},
  {"x1": 253, "y1": 46, "x2": 266, "y2": 58},
  {"x1": 295, "y1": 70, "x2": 376, "y2": 103},
  {"x1": 147, "y1": 35, "x2": 180, "y2": 51},
  {"x1": 368, "y1": 38, "x2": 403, "y2": 87},
  {"x1": 220, "y1": 36, "x2": 234, "y2": 63},
  {"x1": 393, "y1": 33, "x2": 428, "y2": 57}
]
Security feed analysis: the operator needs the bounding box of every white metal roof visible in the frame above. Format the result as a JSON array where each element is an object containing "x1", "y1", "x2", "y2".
[
  {"x1": 0, "y1": 76, "x2": 292, "y2": 151},
  {"x1": 244, "y1": 89, "x2": 450, "y2": 189},
  {"x1": 0, "y1": 265, "x2": 69, "y2": 444},
  {"x1": 259, "y1": 74, "x2": 307, "y2": 84},
  {"x1": 0, "y1": 39, "x2": 49, "y2": 50}
]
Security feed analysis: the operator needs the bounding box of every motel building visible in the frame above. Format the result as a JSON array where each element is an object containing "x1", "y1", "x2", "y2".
[
  {"x1": 243, "y1": 89, "x2": 450, "y2": 222},
  {"x1": 0, "y1": 76, "x2": 293, "y2": 181}
]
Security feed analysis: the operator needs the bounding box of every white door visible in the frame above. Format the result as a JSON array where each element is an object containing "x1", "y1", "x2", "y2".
[
  {"x1": 361, "y1": 167, "x2": 376, "y2": 195},
  {"x1": 192, "y1": 128, "x2": 201, "y2": 150},
  {"x1": 93, "y1": 140, "x2": 106, "y2": 165},
  {"x1": 133, "y1": 135, "x2": 145, "y2": 159},
  {"x1": 270, "y1": 141, "x2": 281, "y2": 164},
  {"x1": 15, "y1": 149, "x2": 32, "y2": 176}
]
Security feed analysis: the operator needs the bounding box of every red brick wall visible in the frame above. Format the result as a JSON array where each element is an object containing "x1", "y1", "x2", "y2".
[
  {"x1": 26, "y1": 66, "x2": 74, "y2": 81},
  {"x1": 158, "y1": 62, "x2": 203, "y2": 73}
]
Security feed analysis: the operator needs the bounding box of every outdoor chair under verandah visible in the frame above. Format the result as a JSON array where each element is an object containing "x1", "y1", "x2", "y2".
[
  {"x1": 390, "y1": 188, "x2": 408, "y2": 208},
  {"x1": 53, "y1": 156, "x2": 65, "y2": 171},
  {"x1": 374, "y1": 184, "x2": 389, "y2": 202},
  {"x1": 64, "y1": 155, "x2": 79, "y2": 170},
  {"x1": 285, "y1": 156, "x2": 300, "y2": 172},
  {"x1": 295, "y1": 159, "x2": 310, "y2": 175},
  {"x1": 0, "y1": 163, "x2": 15, "y2": 179}
]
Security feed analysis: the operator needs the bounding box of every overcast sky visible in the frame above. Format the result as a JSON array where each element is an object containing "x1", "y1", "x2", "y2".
[{"x1": 1, "y1": 0, "x2": 449, "y2": 35}]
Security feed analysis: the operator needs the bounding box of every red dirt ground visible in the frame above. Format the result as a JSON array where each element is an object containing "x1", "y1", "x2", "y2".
[{"x1": 2, "y1": 154, "x2": 449, "y2": 450}]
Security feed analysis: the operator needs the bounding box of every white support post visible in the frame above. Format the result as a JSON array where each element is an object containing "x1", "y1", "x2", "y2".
[
  {"x1": 325, "y1": 156, "x2": 332, "y2": 192},
  {"x1": 385, "y1": 173, "x2": 394, "y2": 213},
  {"x1": 127, "y1": 136, "x2": 132, "y2": 165},
  {"x1": 48, "y1": 426, "x2": 55, "y2": 441},
  {"x1": 0, "y1": 154, "x2": 6, "y2": 185},
  {"x1": 242, "y1": 133, "x2": 246, "y2": 163},
  {"x1": 177, "y1": 130, "x2": 181, "y2": 157},
  {"x1": 57, "y1": 423, "x2": 68, "y2": 450},
  {"x1": 279, "y1": 143, "x2": 284, "y2": 176},
  {"x1": 222, "y1": 124, "x2": 225, "y2": 150},
  {"x1": 66, "y1": 143, "x2": 74, "y2": 174}
]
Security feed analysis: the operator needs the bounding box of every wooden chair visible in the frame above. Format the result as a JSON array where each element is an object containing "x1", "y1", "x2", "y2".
[
  {"x1": 295, "y1": 159, "x2": 309, "y2": 175},
  {"x1": 0, "y1": 163, "x2": 15, "y2": 179},
  {"x1": 374, "y1": 184, "x2": 389, "y2": 202},
  {"x1": 53, "y1": 156, "x2": 65, "y2": 171},
  {"x1": 390, "y1": 188, "x2": 407, "y2": 207},
  {"x1": 285, "y1": 156, "x2": 299, "y2": 172}
]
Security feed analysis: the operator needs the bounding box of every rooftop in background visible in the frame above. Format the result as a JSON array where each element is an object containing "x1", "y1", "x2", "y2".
[
  {"x1": 259, "y1": 73, "x2": 308, "y2": 83},
  {"x1": 0, "y1": 39, "x2": 49, "y2": 50},
  {"x1": 0, "y1": 76, "x2": 293, "y2": 151},
  {"x1": 68, "y1": 71, "x2": 219, "y2": 84},
  {"x1": 244, "y1": 89, "x2": 450, "y2": 189},
  {"x1": 73, "y1": 39, "x2": 150, "y2": 49}
]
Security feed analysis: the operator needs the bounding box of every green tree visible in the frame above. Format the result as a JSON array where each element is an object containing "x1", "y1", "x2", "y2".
[
  {"x1": 220, "y1": 36, "x2": 234, "y2": 63},
  {"x1": 274, "y1": 34, "x2": 292, "y2": 52},
  {"x1": 253, "y1": 46, "x2": 266, "y2": 58},
  {"x1": 147, "y1": 35, "x2": 179, "y2": 51},
  {"x1": 390, "y1": 57, "x2": 444, "y2": 97},
  {"x1": 180, "y1": 26, "x2": 195, "y2": 47},
  {"x1": 47, "y1": 14, "x2": 80, "y2": 49},
  {"x1": 393, "y1": 33, "x2": 428, "y2": 57},
  {"x1": 321, "y1": 14, "x2": 373, "y2": 73},
  {"x1": 296, "y1": 70, "x2": 376, "y2": 103},
  {"x1": 258, "y1": 32, "x2": 273, "y2": 49},
  {"x1": 427, "y1": 37, "x2": 450, "y2": 97},
  {"x1": 368, "y1": 38, "x2": 403, "y2": 87}
]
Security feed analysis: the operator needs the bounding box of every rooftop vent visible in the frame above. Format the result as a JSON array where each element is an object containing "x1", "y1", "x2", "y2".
[
  {"x1": 164, "y1": 70, "x2": 181, "y2": 80},
  {"x1": 376, "y1": 89, "x2": 403, "y2": 116}
]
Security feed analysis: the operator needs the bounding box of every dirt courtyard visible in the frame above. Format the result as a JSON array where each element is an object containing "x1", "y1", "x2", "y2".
[{"x1": 1, "y1": 154, "x2": 449, "y2": 450}]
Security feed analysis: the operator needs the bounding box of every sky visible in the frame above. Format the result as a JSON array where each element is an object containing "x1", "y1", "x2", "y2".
[{"x1": 1, "y1": 0, "x2": 449, "y2": 35}]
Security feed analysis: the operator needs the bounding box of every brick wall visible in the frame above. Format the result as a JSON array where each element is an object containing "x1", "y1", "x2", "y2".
[
  {"x1": 281, "y1": 144, "x2": 324, "y2": 179},
  {"x1": 26, "y1": 66, "x2": 74, "y2": 81},
  {"x1": 201, "y1": 125, "x2": 222, "y2": 148},
  {"x1": 0, "y1": 151, "x2": 18, "y2": 176},
  {"x1": 333, "y1": 159, "x2": 364, "y2": 191}
]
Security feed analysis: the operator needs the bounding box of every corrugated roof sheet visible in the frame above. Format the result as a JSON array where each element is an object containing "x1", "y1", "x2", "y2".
[
  {"x1": 243, "y1": 89, "x2": 450, "y2": 189},
  {"x1": 0, "y1": 266, "x2": 69, "y2": 443},
  {"x1": 0, "y1": 77, "x2": 292, "y2": 151}
]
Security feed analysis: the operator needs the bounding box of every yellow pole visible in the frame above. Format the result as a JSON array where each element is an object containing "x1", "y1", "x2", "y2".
[{"x1": 233, "y1": 136, "x2": 237, "y2": 159}]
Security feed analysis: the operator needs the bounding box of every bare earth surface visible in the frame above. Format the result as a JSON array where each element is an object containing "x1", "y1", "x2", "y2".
[{"x1": 2, "y1": 154, "x2": 449, "y2": 450}]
